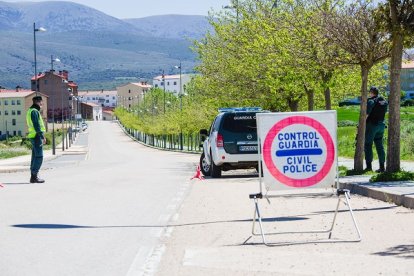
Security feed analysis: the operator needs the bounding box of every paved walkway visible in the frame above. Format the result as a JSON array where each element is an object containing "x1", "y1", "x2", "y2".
[{"x1": 338, "y1": 158, "x2": 414, "y2": 209}]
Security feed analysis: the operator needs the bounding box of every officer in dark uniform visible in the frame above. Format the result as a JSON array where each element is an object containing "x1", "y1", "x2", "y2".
[
  {"x1": 26, "y1": 96, "x2": 46, "y2": 183},
  {"x1": 365, "y1": 86, "x2": 388, "y2": 172}
]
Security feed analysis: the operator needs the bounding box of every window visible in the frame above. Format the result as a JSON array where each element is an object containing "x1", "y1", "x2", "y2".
[
  {"x1": 12, "y1": 119, "x2": 16, "y2": 126},
  {"x1": 18, "y1": 130, "x2": 22, "y2": 136},
  {"x1": 11, "y1": 100, "x2": 15, "y2": 105},
  {"x1": 106, "y1": 100, "x2": 109, "y2": 103},
  {"x1": 4, "y1": 100, "x2": 8, "y2": 105},
  {"x1": 0, "y1": 111, "x2": 1, "y2": 115},
  {"x1": 44, "y1": 80, "x2": 48, "y2": 85},
  {"x1": 5, "y1": 110, "x2": 8, "y2": 115},
  {"x1": 13, "y1": 131, "x2": 16, "y2": 136},
  {"x1": 12, "y1": 110, "x2": 16, "y2": 115},
  {"x1": 160, "y1": 82, "x2": 164, "y2": 86},
  {"x1": 87, "y1": 97, "x2": 90, "y2": 100},
  {"x1": 106, "y1": 95, "x2": 109, "y2": 97},
  {"x1": 129, "y1": 90, "x2": 131, "y2": 93},
  {"x1": 155, "y1": 84, "x2": 159, "y2": 88},
  {"x1": 17, "y1": 110, "x2": 21, "y2": 115},
  {"x1": 92, "y1": 97, "x2": 96, "y2": 100},
  {"x1": 17, "y1": 100, "x2": 21, "y2": 105},
  {"x1": 167, "y1": 82, "x2": 170, "y2": 85},
  {"x1": 174, "y1": 82, "x2": 177, "y2": 85},
  {"x1": 112, "y1": 96, "x2": 115, "y2": 100}
]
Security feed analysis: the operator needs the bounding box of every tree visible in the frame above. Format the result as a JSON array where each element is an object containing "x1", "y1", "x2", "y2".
[
  {"x1": 323, "y1": 1, "x2": 391, "y2": 171},
  {"x1": 377, "y1": 0, "x2": 414, "y2": 172}
]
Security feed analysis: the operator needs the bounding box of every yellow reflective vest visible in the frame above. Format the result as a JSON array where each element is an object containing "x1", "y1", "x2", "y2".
[{"x1": 26, "y1": 107, "x2": 45, "y2": 138}]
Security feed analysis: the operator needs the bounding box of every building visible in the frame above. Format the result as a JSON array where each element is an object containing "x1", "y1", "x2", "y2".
[
  {"x1": 102, "y1": 108, "x2": 115, "y2": 121},
  {"x1": 117, "y1": 82, "x2": 152, "y2": 110},
  {"x1": 31, "y1": 70, "x2": 78, "y2": 121},
  {"x1": 152, "y1": 74, "x2": 192, "y2": 95},
  {"x1": 78, "y1": 90, "x2": 118, "y2": 108},
  {"x1": 0, "y1": 89, "x2": 48, "y2": 140},
  {"x1": 401, "y1": 60, "x2": 414, "y2": 99},
  {"x1": 80, "y1": 102, "x2": 102, "y2": 121}
]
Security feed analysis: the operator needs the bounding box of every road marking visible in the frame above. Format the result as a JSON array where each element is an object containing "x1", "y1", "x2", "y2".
[
  {"x1": 126, "y1": 246, "x2": 152, "y2": 276},
  {"x1": 141, "y1": 244, "x2": 166, "y2": 276}
]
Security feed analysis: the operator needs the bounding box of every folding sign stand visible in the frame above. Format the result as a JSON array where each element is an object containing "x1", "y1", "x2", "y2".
[
  {"x1": 248, "y1": 190, "x2": 362, "y2": 246},
  {"x1": 248, "y1": 112, "x2": 362, "y2": 246}
]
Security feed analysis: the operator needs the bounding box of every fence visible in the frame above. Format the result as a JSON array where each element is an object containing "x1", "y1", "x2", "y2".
[{"x1": 120, "y1": 123, "x2": 203, "y2": 153}]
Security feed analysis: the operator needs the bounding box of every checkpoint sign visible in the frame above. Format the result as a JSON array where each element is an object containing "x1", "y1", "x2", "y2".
[{"x1": 257, "y1": 111, "x2": 337, "y2": 190}]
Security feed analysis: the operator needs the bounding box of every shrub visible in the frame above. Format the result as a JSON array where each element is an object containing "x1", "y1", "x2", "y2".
[
  {"x1": 370, "y1": 170, "x2": 414, "y2": 182},
  {"x1": 338, "y1": 120, "x2": 358, "y2": 127}
]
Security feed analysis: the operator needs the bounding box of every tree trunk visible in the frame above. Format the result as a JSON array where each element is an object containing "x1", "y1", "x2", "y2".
[
  {"x1": 287, "y1": 98, "x2": 299, "y2": 111},
  {"x1": 386, "y1": 32, "x2": 403, "y2": 172},
  {"x1": 324, "y1": 87, "x2": 331, "y2": 110},
  {"x1": 322, "y1": 71, "x2": 333, "y2": 110},
  {"x1": 354, "y1": 65, "x2": 370, "y2": 172},
  {"x1": 304, "y1": 84, "x2": 314, "y2": 111}
]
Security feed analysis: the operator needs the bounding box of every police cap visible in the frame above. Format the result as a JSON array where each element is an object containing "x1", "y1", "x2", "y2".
[
  {"x1": 369, "y1": 86, "x2": 379, "y2": 95},
  {"x1": 32, "y1": 96, "x2": 43, "y2": 102}
]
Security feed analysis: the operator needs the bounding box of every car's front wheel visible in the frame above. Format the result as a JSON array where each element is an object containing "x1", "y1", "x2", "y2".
[{"x1": 200, "y1": 152, "x2": 211, "y2": 176}]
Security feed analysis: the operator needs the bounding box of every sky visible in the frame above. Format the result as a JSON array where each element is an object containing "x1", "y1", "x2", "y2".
[{"x1": 4, "y1": 0, "x2": 232, "y2": 18}]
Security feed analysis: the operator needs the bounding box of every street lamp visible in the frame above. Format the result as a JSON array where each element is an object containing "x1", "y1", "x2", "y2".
[
  {"x1": 223, "y1": 0, "x2": 239, "y2": 23},
  {"x1": 33, "y1": 23, "x2": 46, "y2": 96},
  {"x1": 50, "y1": 55, "x2": 60, "y2": 155},
  {"x1": 174, "y1": 61, "x2": 184, "y2": 150}
]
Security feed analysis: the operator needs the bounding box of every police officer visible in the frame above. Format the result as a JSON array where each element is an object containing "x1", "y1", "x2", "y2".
[
  {"x1": 365, "y1": 86, "x2": 388, "y2": 172},
  {"x1": 26, "y1": 96, "x2": 46, "y2": 183}
]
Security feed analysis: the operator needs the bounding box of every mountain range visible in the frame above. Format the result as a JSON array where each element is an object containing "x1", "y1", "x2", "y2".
[{"x1": 0, "y1": 1, "x2": 212, "y2": 90}]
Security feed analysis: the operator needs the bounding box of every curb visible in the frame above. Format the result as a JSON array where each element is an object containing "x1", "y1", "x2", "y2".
[{"x1": 339, "y1": 181, "x2": 414, "y2": 209}]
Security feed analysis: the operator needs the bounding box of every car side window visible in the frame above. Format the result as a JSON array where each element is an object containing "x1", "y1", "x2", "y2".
[{"x1": 213, "y1": 115, "x2": 221, "y2": 132}]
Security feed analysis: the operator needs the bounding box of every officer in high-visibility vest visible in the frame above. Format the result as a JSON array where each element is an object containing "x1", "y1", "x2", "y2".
[
  {"x1": 26, "y1": 96, "x2": 46, "y2": 183},
  {"x1": 365, "y1": 86, "x2": 388, "y2": 172}
]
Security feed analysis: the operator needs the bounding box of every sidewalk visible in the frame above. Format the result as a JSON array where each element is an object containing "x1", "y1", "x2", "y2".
[
  {"x1": 338, "y1": 158, "x2": 414, "y2": 209},
  {"x1": 0, "y1": 135, "x2": 88, "y2": 173}
]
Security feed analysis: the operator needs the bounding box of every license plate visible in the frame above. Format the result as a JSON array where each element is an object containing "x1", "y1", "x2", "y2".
[{"x1": 239, "y1": 145, "x2": 258, "y2": 152}]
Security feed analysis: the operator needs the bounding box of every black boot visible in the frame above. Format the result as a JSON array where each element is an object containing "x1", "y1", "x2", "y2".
[
  {"x1": 376, "y1": 163, "x2": 385, "y2": 173},
  {"x1": 30, "y1": 174, "x2": 45, "y2": 183},
  {"x1": 365, "y1": 162, "x2": 372, "y2": 172}
]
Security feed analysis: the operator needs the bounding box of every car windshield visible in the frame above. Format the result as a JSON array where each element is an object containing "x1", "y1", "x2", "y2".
[{"x1": 221, "y1": 113, "x2": 257, "y2": 133}]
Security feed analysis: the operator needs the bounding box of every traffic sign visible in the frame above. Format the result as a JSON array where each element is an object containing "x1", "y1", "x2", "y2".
[{"x1": 257, "y1": 111, "x2": 337, "y2": 190}]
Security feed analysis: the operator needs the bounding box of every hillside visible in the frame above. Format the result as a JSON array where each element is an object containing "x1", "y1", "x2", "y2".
[
  {"x1": 124, "y1": 14, "x2": 212, "y2": 40},
  {"x1": 0, "y1": 1, "x2": 210, "y2": 90}
]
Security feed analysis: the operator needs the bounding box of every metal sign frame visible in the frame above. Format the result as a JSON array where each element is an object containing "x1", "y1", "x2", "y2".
[{"x1": 249, "y1": 111, "x2": 362, "y2": 246}]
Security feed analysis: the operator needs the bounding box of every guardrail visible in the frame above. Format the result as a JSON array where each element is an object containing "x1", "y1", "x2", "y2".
[{"x1": 120, "y1": 122, "x2": 203, "y2": 153}]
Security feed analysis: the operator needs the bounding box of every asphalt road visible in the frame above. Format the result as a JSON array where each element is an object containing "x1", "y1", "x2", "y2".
[{"x1": 0, "y1": 121, "x2": 197, "y2": 276}]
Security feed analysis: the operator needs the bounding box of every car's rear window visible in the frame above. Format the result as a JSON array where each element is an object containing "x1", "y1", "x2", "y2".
[{"x1": 221, "y1": 113, "x2": 257, "y2": 133}]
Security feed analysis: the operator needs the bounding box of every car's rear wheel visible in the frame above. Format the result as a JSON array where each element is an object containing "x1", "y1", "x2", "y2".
[
  {"x1": 200, "y1": 152, "x2": 211, "y2": 176},
  {"x1": 211, "y1": 157, "x2": 222, "y2": 178}
]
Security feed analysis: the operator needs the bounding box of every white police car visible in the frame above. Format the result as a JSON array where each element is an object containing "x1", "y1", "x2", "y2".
[{"x1": 199, "y1": 107, "x2": 264, "y2": 178}]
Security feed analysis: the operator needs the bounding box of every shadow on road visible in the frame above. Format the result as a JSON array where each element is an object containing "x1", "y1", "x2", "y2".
[
  {"x1": 373, "y1": 244, "x2": 414, "y2": 259},
  {"x1": 11, "y1": 216, "x2": 308, "y2": 230},
  {"x1": 2, "y1": 182, "x2": 33, "y2": 185}
]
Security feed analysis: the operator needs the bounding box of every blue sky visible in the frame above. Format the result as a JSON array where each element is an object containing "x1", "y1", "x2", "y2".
[{"x1": 4, "y1": 0, "x2": 231, "y2": 18}]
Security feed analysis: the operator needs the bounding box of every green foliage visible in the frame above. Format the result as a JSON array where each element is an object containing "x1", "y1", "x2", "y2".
[{"x1": 370, "y1": 170, "x2": 414, "y2": 182}]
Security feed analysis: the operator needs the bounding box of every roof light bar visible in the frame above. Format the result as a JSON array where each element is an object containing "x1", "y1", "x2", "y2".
[{"x1": 218, "y1": 107, "x2": 262, "y2": 112}]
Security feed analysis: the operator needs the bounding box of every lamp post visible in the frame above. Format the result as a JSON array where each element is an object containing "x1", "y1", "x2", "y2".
[
  {"x1": 50, "y1": 55, "x2": 60, "y2": 155},
  {"x1": 224, "y1": 0, "x2": 239, "y2": 23},
  {"x1": 174, "y1": 61, "x2": 183, "y2": 150},
  {"x1": 33, "y1": 23, "x2": 46, "y2": 96},
  {"x1": 162, "y1": 70, "x2": 166, "y2": 114}
]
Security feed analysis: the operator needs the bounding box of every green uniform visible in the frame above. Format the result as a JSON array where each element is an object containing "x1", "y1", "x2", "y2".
[
  {"x1": 365, "y1": 96, "x2": 387, "y2": 167},
  {"x1": 26, "y1": 105, "x2": 45, "y2": 175}
]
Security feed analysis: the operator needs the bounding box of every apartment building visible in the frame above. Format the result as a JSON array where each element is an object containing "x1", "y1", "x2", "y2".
[
  {"x1": 152, "y1": 74, "x2": 193, "y2": 96},
  {"x1": 31, "y1": 70, "x2": 78, "y2": 121},
  {"x1": 117, "y1": 82, "x2": 152, "y2": 109},
  {"x1": 78, "y1": 90, "x2": 117, "y2": 108},
  {"x1": 0, "y1": 89, "x2": 48, "y2": 139}
]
